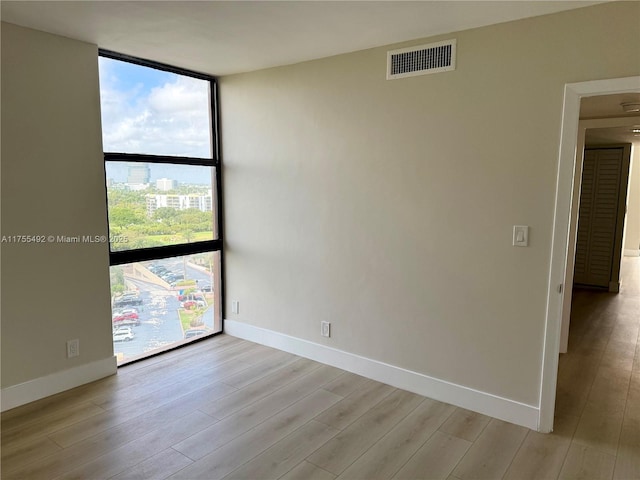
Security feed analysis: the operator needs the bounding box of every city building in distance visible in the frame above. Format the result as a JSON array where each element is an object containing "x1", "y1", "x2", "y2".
[
  {"x1": 127, "y1": 163, "x2": 150, "y2": 184},
  {"x1": 156, "y1": 178, "x2": 179, "y2": 191},
  {"x1": 146, "y1": 189, "x2": 213, "y2": 216}
]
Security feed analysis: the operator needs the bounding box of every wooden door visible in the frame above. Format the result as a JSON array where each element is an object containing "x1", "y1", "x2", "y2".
[{"x1": 574, "y1": 145, "x2": 631, "y2": 289}]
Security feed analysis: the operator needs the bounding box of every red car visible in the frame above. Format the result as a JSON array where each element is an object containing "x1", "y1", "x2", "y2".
[
  {"x1": 181, "y1": 300, "x2": 197, "y2": 310},
  {"x1": 112, "y1": 309, "x2": 139, "y2": 322},
  {"x1": 112, "y1": 318, "x2": 140, "y2": 327},
  {"x1": 181, "y1": 300, "x2": 206, "y2": 310}
]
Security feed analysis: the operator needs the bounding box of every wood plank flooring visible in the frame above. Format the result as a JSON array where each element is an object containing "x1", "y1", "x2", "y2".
[{"x1": 2, "y1": 257, "x2": 639, "y2": 479}]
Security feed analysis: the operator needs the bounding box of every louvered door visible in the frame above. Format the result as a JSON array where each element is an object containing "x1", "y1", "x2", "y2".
[{"x1": 574, "y1": 147, "x2": 627, "y2": 288}]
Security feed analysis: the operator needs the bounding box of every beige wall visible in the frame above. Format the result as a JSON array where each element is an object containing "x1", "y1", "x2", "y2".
[
  {"x1": 1, "y1": 23, "x2": 113, "y2": 388},
  {"x1": 220, "y1": 2, "x2": 640, "y2": 406},
  {"x1": 624, "y1": 144, "x2": 640, "y2": 253}
]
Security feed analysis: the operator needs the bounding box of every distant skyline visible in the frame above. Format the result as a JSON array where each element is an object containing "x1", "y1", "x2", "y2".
[{"x1": 106, "y1": 162, "x2": 213, "y2": 185}]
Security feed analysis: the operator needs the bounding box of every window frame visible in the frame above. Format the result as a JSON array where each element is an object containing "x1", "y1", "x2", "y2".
[{"x1": 99, "y1": 48, "x2": 225, "y2": 322}]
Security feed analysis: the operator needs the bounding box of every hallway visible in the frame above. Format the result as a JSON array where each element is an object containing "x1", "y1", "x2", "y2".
[{"x1": 554, "y1": 256, "x2": 640, "y2": 478}]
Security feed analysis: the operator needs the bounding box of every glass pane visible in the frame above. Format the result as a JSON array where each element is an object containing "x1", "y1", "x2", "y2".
[
  {"x1": 105, "y1": 162, "x2": 217, "y2": 251},
  {"x1": 99, "y1": 56, "x2": 212, "y2": 158},
  {"x1": 110, "y1": 251, "x2": 222, "y2": 365}
]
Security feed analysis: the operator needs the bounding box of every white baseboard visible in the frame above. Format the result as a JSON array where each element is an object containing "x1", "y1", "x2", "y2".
[
  {"x1": 224, "y1": 320, "x2": 540, "y2": 431},
  {"x1": 1, "y1": 356, "x2": 117, "y2": 412},
  {"x1": 624, "y1": 249, "x2": 640, "y2": 257}
]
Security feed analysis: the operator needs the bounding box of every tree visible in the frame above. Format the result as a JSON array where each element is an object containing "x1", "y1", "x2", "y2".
[
  {"x1": 153, "y1": 207, "x2": 179, "y2": 224},
  {"x1": 182, "y1": 229, "x2": 194, "y2": 243},
  {"x1": 110, "y1": 267, "x2": 126, "y2": 296},
  {"x1": 108, "y1": 205, "x2": 146, "y2": 230}
]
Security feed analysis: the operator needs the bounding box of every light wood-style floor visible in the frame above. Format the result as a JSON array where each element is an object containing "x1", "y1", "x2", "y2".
[{"x1": 2, "y1": 257, "x2": 639, "y2": 480}]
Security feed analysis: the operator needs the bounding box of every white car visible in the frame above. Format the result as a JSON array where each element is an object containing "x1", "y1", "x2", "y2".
[{"x1": 113, "y1": 326, "x2": 135, "y2": 342}]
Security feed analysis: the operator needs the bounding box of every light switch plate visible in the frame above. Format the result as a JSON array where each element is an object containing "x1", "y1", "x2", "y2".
[{"x1": 513, "y1": 225, "x2": 529, "y2": 247}]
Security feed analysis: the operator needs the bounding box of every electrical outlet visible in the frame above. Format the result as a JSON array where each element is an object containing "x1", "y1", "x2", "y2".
[
  {"x1": 232, "y1": 301, "x2": 239, "y2": 314},
  {"x1": 67, "y1": 339, "x2": 79, "y2": 358},
  {"x1": 321, "y1": 321, "x2": 331, "y2": 338}
]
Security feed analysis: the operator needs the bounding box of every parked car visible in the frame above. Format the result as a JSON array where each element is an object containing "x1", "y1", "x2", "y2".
[
  {"x1": 113, "y1": 296, "x2": 143, "y2": 308},
  {"x1": 200, "y1": 284, "x2": 212, "y2": 292},
  {"x1": 181, "y1": 300, "x2": 206, "y2": 310},
  {"x1": 181, "y1": 300, "x2": 196, "y2": 310},
  {"x1": 112, "y1": 317, "x2": 140, "y2": 327},
  {"x1": 178, "y1": 293, "x2": 205, "y2": 302},
  {"x1": 184, "y1": 329, "x2": 207, "y2": 339},
  {"x1": 112, "y1": 308, "x2": 140, "y2": 325},
  {"x1": 112, "y1": 308, "x2": 138, "y2": 319},
  {"x1": 111, "y1": 315, "x2": 140, "y2": 327},
  {"x1": 113, "y1": 327, "x2": 135, "y2": 342},
  {"x1": 120, "y1": 291, "x2": 139, "y2": 298},
  {"x1": 113, "y1": 292, "x2": 143, "y2": 307}
]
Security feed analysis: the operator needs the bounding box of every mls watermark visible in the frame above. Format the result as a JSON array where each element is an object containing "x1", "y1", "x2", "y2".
[{"x1": 1, "y1": 235, "x2": 129, "y2": 244}]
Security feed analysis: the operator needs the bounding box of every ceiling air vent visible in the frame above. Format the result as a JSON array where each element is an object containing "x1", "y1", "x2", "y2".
[{"x1": 387, "y1": 39, "x2": 456, "y2": 80}]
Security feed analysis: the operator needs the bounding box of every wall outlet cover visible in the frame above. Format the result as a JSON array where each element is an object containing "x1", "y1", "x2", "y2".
[
  {"x1": 321, "y1": 321, "x2": 331, "y2": 337},
  {"x1": 67, "y1": 339, "x2": 79, "y2": 358}
]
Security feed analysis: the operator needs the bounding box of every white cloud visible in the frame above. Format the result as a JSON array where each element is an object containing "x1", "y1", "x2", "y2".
[
  {"x1": 148, "y1": 76, "x2": 206, "y2": 114},
  {"x1": 99, "y1": 60, "x2": 212, "y2": 158}
]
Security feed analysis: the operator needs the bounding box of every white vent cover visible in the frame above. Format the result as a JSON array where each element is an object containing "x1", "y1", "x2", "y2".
[{"x1": 387, "y1": 40, "x2": 456, "y2": 80}]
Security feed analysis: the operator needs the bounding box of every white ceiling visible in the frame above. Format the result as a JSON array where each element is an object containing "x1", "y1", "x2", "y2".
[
  {"x1": 581, "y1": 94, "x2": 640, "y2": 145},
  {"x1": 1, "y1": 1, "x2": 605, "y2": 76},
  {"x1": 585, "y1": 124, "x2": 640, "y2": 146},
  {"x1": 580, "y1": 93, "x2": 640, "y2": 119}
]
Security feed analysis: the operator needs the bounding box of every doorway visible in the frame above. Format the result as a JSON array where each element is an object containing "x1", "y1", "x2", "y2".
[{"x1": 539, "y1": 76, "x2": 640, "y2": 433}]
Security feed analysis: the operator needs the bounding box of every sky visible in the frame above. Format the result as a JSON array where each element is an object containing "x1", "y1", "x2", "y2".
[{"x1": 98, "y1": 57, "x2": 212, "y2": 159}]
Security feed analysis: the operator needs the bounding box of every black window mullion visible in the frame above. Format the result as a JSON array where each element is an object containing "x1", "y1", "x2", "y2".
[
  {"x1": 211, "y1": 80, "x2": 220, "y2": 163},
  {"x1": 109, "y1": 239, "x2": 223, "y2": 266},
  {"x1": 99, "y1": 49, "x2": 213, "y2": 81},
  {"x1": 105, "y1": 153, "x2": 216, "y2": 167}
]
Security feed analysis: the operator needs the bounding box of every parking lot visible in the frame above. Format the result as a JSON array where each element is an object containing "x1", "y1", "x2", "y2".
[{"x1": 112, "y1": 259, "x2": 217, "y2": 363}]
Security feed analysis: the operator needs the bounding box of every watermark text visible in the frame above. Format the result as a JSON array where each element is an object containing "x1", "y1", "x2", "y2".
[{"x1": 1, "y1": 235, "x2": 129, "y2": 244}]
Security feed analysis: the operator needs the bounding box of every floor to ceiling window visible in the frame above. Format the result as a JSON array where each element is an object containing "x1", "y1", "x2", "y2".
[{"x1": 99, "y1": 51, "x2": 223, "y2": 365}]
